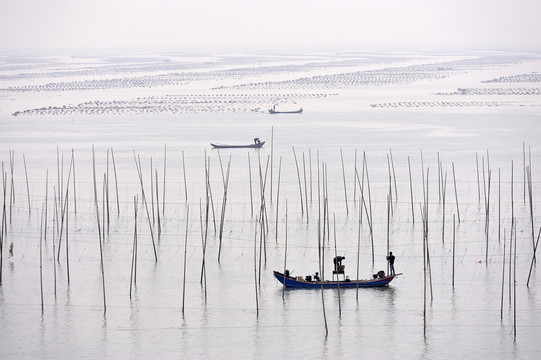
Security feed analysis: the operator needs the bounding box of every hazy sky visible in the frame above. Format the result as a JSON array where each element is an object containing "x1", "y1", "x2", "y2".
[{"x1": 1, "y1": 0, "x2": 540, "y2": 51}]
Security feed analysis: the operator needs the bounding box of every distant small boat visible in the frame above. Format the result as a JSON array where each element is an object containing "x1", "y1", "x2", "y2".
[
  {"x1": 211, "y1": 141, "x2": 265, "y2": 149},
  {"x1": 268, "y1": 107, "x2": 303, "y2": 114},
  {"x1": 273, "y1": 270, "x2": 396, "y2": 289}
]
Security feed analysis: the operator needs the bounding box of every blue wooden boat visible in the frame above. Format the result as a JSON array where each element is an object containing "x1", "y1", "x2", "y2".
[{"x1": 273, "y1": 270, "x2": 396, "y2": 289}]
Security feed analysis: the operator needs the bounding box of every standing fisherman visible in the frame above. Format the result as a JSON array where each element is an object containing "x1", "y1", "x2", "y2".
[{"x1": 387, "y1": 252, "x2": 396, "y2": 275}]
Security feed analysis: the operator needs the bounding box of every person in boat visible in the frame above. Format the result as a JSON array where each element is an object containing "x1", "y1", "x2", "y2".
[
  {"x1": 254, "y1": 137, "x2": 261, "y2": 144},
  {"x1": 314, "y1": 272, "x2": 320, "y2": 282},
  {"x1": 333, "y1": 255, "x2": 345, "y2": 273},
  {"x1": 387, "y1": 252, "x2": 396, "y2": 275}
]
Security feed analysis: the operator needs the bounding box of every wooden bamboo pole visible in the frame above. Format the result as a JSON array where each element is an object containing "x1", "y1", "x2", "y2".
[
  {"x1": 303, "y1": 152, "x2": 309, "y2": 223},
  {"x1": 254, "y1": 210, "x2": 259, "y2": 317},
  {"x1": 10, "y1": 150, "x2": 15, "y2": 225},
  {"x1": 23, "y1": 154, "x2": 31, "y2": 214},
  {"x1": 452, "y1": 163, "x2": 461, "y2": 223},
  {"x1": 501, "y1": 228, "x2": 506, "y2": 320},
  {"x1": 408, "y1": 156, "x2": 415, "y2": 223},
  {"x1": 218, "y1": 155, "x2": 231, "y2": 262},
  {"x1": 248, "y1": 152, "x2": 253, "y2": 217},
  {"x1": 133, "y1": 152, "x2": 157, "y2": 262},
  {"x1": 356, "y1": 201, "x2": 361, "y2": 301},
  {"x1": 513, "y1": 218, "x2": 517, "y2": 341},
  {"x1": 526, "y1": 227, "x2": 541, "y2": 287},
  {"x1": 309, "y1": 149, "x2": 313, "y2": 204},
  {"x1": 106, "y1": 150, "x2": 110, "y2": 233},
  {"x1": 523, "y1": 142, "x2": 526, "y2": 203},
  {"x1": 318, "y1": 217, "x2": 328, "y2": 336},
  {"x1": 442, "y1": 173, "x2": 447, "y2": 243},
  {"x1": 353, "y1": 149, "x2": 357, "y2": 204},
  {"x1": 333, "y1": 214, "x2": 341, "y2": 318},
  {"x1": 275, "y1": 157, "x2": 282, "y2": 243},
  {"x1": 485, "y1": 170, "x2": 491, "y2": 264},
  {"x1": 182, "y1": 205, "x2": 189, "y2": 315},
  {"x1": 92, "y1": 145, "x2": 106, "y2": 312},
  {"x1": 162, "y1": 144, "x2": 167, "y2": 216},
  {"x1": 110, "y1": 148, "x2": 119, "y2": 215},
  {"x1": 340, "y1": 149, "x2": 349, "y2": 215},
  {"x1": 282, "y1": 201, "x2": 288, "y2": 301},
  {"x1": 364, "y1": 152, "x2": 374, "y2": 264},
  {"x1": 452, "y1": 214, "x2": 456, "y2": 287},
  {"x1": 155, "y1": 169, "x2": 161, "y2": 237},
  {"x1": 40, "y1": 204, "x2": 44, "y2": 314},
  {"x1": 292, "y1": 146, "x2": 304, "y2": 216},
  {"x1": 270, "y1": 126, "x2": 274, "y2": 203},
  {"x1": 390, "y1": 148, "x2": 398, "y2": 203},
  {"x1": 476, "y1": 152, "x2": 480, "y2": 203},
  {"x1": 182, "y1": 150, "x2": 188, "y2": 203},
  {"x1": 130, "y1": 196, "x2": 138, "y2": 299}
]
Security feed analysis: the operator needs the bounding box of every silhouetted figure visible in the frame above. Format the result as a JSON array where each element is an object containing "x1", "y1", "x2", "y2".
[
  {"x1": 333, "y1": 255, "x2": 345, "y2": 273},
  {"x1": 254, "y1": 137, "x2": 261, "y2": 144},
  {"x1": 387, "y1": 252, "x2": 396, "y2": 275},
  {"x1": 314, "y1": 272, "x2": 320, "y2": 282}
]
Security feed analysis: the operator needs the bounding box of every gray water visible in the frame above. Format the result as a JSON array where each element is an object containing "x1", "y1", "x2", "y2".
[{"x1": 0, "y1": 51, "x2": 540, "y2": 359}]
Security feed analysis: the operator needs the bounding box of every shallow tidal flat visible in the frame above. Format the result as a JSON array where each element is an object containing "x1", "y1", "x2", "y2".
[{"x1": 0, "y1": 50, "x2": 541, "y2": 359}]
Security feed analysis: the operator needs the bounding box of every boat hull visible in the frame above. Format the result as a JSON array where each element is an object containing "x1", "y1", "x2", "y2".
[
  {"x1": 273, "y1": 271, "x2": 395, "y2": 288},
  {"x1": 268, "y1": 109, "x2": 303, "y2": 114},
  {"x1": 211, "y1": 141, "x2": 265, "y2": 149}
]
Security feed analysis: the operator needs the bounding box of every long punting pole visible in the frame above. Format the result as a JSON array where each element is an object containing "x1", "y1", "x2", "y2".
[
  {"x1": 182, "y1": 205, "x2": 189, "y2": 315},
  {"x1": 498, "y1": 168, "x2": 501, "y2": 242},
  {"x1": 485, "y1": 170, "x2": 491, "y2": 264},
  {"x1": 92, "y1": 146, "x2": 106, "y2": 312},
  {"x1": 340, "y1": 149, "x2": 348, "y2": 215},
  {"x1": 23, "y1": 154, "x2": 31, "y2": 214},
  {"x1": 292, "y1": 146, "x2": 304, "y2": 216}
]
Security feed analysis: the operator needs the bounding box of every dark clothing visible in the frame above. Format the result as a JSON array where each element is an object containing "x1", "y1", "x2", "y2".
[{"x1": 387, "y1": 254, "x2": 396, "y2": 275}]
